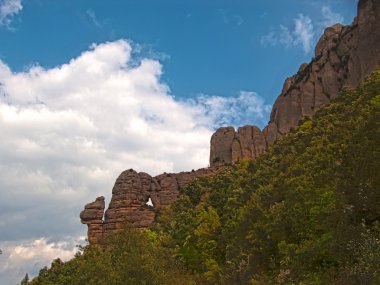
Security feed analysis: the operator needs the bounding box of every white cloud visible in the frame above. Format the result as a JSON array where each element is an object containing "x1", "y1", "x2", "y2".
[
  {"x1": 0, "y1": 237, "x2": 82, "y2": 284},
  {"x1": 219, "y1": 9, "x2": 243, "y2": 27},
  {"x1": 293, "y1": 14, "x2": 314, "y2": 54},
  {"x1": 260, "y1": 6, "x2": 343, "y2": 54},
  {"x1": 189, "y1": 91, "x2": 271, "y2": 129},
  {"x1": 321, "y1": 6, "x2": 344, "y2": 27},
  {"x1": 261, "y1": 14, "x2": 314, "y2": 54},
  {"x1": 260, "y1": 31, "x2": 277, "y2": 47},
  {"x1": 279, "y1": 25, "x2": 294, "y2": 48},
  {"x1": 0, "y1": 0, "x2": 22, "y2": 28},
  {"x1": 86, "y1": 8, "x2": 103, "y2": 28},
  {"x1": 0, "y1": 39, "x2": 270, "y2": 283}
]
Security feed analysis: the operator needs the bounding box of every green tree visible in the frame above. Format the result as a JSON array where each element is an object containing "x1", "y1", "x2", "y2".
[{"x1": 20, "y1": 273, "x2": 29, "y2": 285}]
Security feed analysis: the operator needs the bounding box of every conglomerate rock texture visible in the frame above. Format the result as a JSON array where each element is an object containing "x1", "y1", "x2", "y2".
[
  {"x1": 210, "y1": 0, "x2": 380, "y2": 166},
  {"x1": 81, "y1": 167, "x2": 220, "y2": 244},
  {"x1": 82, "y1": 0, "x2": 380, "y2": 244}
]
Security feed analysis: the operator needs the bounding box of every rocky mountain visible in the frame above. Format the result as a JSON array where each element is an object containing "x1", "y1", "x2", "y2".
[
  {"x1": 210, "y1": 0, "x2": 380, "y2": 166},
  {"x1": 81, "y1": 0, "x2": 380, "y2": 244}
]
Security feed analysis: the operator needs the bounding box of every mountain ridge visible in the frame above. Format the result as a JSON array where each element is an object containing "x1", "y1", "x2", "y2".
[
  {"x1": 210, "y1": 0, "x2": 380, "y2": 166},
  {"x1": 81, "y1": 0, "x2": 380, "y2": 245}
]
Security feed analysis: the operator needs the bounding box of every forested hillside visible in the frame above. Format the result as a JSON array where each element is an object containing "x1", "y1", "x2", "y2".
[{"x1": 28, "y1": 70, "x2": 380, "y2": 284}]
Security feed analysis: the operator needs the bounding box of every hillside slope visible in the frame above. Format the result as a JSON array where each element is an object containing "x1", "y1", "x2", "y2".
[
  {"x1": 29, "y1": 70, "x2": 380, "y2": 285},
  {"x1": 154, "y1": 70, "x2": 380, "y2": 284}
]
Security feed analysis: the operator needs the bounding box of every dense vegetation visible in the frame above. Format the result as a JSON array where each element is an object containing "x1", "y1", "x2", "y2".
[
  {"x1": 28, "y1": 228, "x2": 195, "y2": 285},
  {"x1": 27, "y1": 70, "x2": 380, "y2": 284}
]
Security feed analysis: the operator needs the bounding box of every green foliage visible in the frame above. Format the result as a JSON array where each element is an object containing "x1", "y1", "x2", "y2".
[
  {"x1": 20, "y1": 274, "x2": 29, "y2": 285},
  {"x1": 155, "y1": 70, "x2": 380, "y2": 284},
  {"x1": 29, "y1": 227, "x2": 195, "y2": 285}
]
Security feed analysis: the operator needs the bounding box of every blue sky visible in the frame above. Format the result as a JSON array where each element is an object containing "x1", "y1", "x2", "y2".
[
  {"x1": 2, "y1": 0, "x2": 356, "y2": 102},
  {"x1": 0, "y1": 0, "x2": 357, "y2": 284}
]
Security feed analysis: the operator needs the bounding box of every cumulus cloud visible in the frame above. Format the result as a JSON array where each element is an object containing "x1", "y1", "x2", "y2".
[
  {"x1": 260, "y1": 6, "x2": 343, "y2": 54},
  {"x1": 0, "y1": 39, "x2": 270, "y2": 283},
  {"x1": 0, "y1": 237, "x2": 82, "y2": 284},
  {"x1": 0, "y1": 0, "x2": 22, "y2": 28}
]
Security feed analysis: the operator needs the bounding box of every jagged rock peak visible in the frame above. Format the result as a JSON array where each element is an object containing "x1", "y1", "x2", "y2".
[{"x1": 209, "y1": 0, "x2": 380, "y2": 167}]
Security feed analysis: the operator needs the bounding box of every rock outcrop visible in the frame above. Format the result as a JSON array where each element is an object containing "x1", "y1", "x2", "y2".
[
  {"x1": 80, "y1": 197, "x2": 105, "y2": 244},
  {"x1": 210, "y1": 126, "x2": 267, "y2": 166},
  {"x1": 82, "y1": 0, "x2": 380, "y2": 244},
  {"x1": 210, "y1": 0, "x2": 380, "y2": 166},
  {"x1": 81, "y1": 167, "x2": 220, "y2": 244}
]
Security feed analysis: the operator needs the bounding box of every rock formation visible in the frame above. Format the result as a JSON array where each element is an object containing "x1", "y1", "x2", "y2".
[
  {"x1": 210, "y1": 0, "x2": 380, "y2": 166},
  {"x1": 81, "y1": 167, "x2": 220, "y2": 244},
  {"x1": 210, "y1": 126, "x2": 267, "y2": 166},
  {"x1": 82, "y1": 0, "x2": 380, "y2": 244},
  {"x1": 80, "y1": 197, "x2": 105, "y2": 244}
]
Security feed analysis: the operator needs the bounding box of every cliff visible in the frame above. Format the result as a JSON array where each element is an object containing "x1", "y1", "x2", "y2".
[
  {"x1": 210, "y1": 0, "x2": 380, "y2": 166},
  {"x1": 81, "y1": 0, "x2": 380, "y2": 244}
]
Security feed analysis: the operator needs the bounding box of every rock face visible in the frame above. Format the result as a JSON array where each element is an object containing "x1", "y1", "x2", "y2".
[
  {"x1": 210, "y1": 126, "x2": 267, "y2": 166},
  {"x1": 210, "y1": 0, "x2": 380, "y2": 166},
  {"x1": 81, "y1": 167, "x2": 219, "y2": 244},
  {"x1": 80, "y1": 197, "x2": 105, "y2": 244}
]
